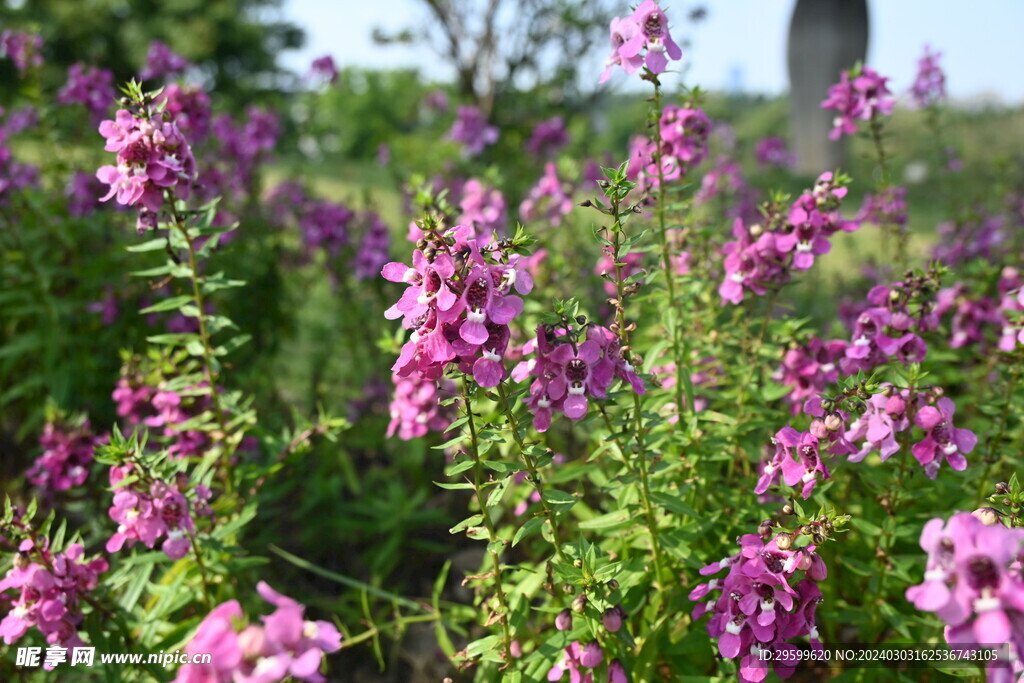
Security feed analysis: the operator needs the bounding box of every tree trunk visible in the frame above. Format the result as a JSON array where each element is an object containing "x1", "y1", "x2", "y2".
[{"x1": 787, "y1": 0, "x2": 869, "y2": 176}]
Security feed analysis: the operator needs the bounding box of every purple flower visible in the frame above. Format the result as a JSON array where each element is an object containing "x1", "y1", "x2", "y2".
[
  {"x1": 691, "y1": 530, "x2": 827, "y2": 683},
  {"x1": 754, "y1": 136, "x2": 794, "y2": 169},
  {"x1": 912, "y1": 397, "x2": 976, "y2": 478},
  {"x1": 95, "y1": 108, "x2": 197, "y2": 232},
  {"x1": 527, "y1": 116, "x2": 570, "y2": 158},
  {"x1": 449, "y1": 105, "x2": 498, "y2": 157},
  {"x1": 0, "y1": 540, "x2": 107, "y2": 651},
  {"x1": 600, "y1": 0, "x2": 682, "y2": 81},
  {"x1": 139, "y1": 40, "x2": 191, "y2": 81},
  {"x1": 0, "y1": 31, "x2": 43, "y2": 71},
  {"x1": 386, "y1": 373, "x2": 457, "y2": 441},
  {"x1": 308, "y1": 55, "x2": 338, "y2": 85},
  {"x1": 175, "y1": 583, "x2": 341, "y2": 683},
  {"x1": 910, "y1": 45, "x2": 946, "y2": 108},
  {"x1": 57, "y1": 63, "x2": 115, "y2": 124},
  {"x1": 821, "y1": 66, "x2": 895, "y2": 140},
  {"x1": 25, "y1": 418, "x2": 105, "y2": 494},
  {"x1": 907, "y1": 512, "x2": 1024, "y2": 661},
  {"x1": 520, "y1": 162, "x2": 575, "y2": 227}
]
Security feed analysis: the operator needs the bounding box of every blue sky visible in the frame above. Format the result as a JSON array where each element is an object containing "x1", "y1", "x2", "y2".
[{"x1": 283, "y1": 0, "x2": 1024, "y2": 103}]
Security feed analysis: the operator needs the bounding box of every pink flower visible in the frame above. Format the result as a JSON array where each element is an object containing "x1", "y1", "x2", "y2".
[
  {"x1": 912, "y1": 397, "x2": 976, "y2": 478},
  {"x1": 821, "y1": 65, "x2": 895, "y2": 140},
  {"x1": 449, "y1": 106, "x2": 498, "y2": 157},
  {"x1": 600, "y1": 0, "x2": 682, "y2": 81}
]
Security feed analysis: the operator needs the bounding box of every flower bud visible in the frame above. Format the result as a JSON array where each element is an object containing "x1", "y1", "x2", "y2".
[
  {"x1": 602, "y1": 606, "x2": 624, "y2": 632},
  {"x1": 973, "y1": 507, "x2": 1001, "y2": 526},
  {"x1": 562, "y1": 583, "x2": 574, "y2": 594},
  {"x1": 580, "y1": 641, "x2": 603, "y2": 668},
  {"x1": 571, "y1": 594, "x2": 588, "y2": 614},
  {"x1": 774, "y1": 532, "x2": 793, "y2": 550},
  {"x1": 555, "y1": 608, "x2": 573, "y2": 631},
  {"x1": 824, "y1": 413, "x2": 843, "y2": 432},
  {"x1": 573, "y1": 558, "x2": 583, "y2": 569},
  {"x1": 609, "y1": 659, "x2": 628, "y2": 683},
  {"x1": 758, "y1": 520, "x2": 773, "y2": 539},
  {"x1": 510, "y1": 640, "x2": 522, "y2": 658},
  {"x1": 782, "y1": 505, "x2": 795, "y2": 515},
  {"x1": 13, "y1": 551, "x2": 30, "y2": 570},
  {"x1": 606, "y1": 579, "x2": 619, "y2": 591},
  {"x1": 996, "y1": 482, "x2": 1010, "y2": 495}
]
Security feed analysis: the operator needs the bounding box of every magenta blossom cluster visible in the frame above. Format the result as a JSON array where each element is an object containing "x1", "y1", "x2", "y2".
[
  {"x1": 694, "y1": 156, "x2": 760, "y2": 224},
  {"x1": 57, "y1": 63, "x2": 115, "y2": 124},
  {"x1": 600, "y1": 0, "x2": 682, "y2": 82},
  {"x1": 755, "y1": 426, "x2": 836, "y2": 499},
  {"x1": 907, "y1": 512, "x2": 1024, "y2": 679},
  {"x1": 209, "y1": 106, "x2": 280, "y2": 197},
  {"x1": 856, "y1": 186, "x2": 907, "y2": 231},
  {"x1": 0, "y1": 540, "x2": 108, "y2": 653},
  {"x1": 934, "y1": 215, "x2": 1007, "y2": 267},
  {"x1": 96, "y1": 107, "x2": 197, "y2": 232},
  {"x1": 997, "y1": 269, "x2": 1024, "y2": 351},
  {"x1": 449, "y1": 105, "x2": 498, "y2": 158},
  {"x1": 0, "y1": 125, "x2": 39, "y2": 205},
  {"x1": 910, "y1": 45, "x2": 946, "y2": 109},
  {"x1": 106, "y1": 464, "x2": 212, "y2": 560},
  {"x1": 935, "y1": 285, "x2": 1003, "y2": 350},
  {"x1": 513, "y1": 325, "x2": 645, "y2": 432},
  {"x1": 112, "y1": 378, "x2": 211, "y2": 459},
  {"x1": 139, "y1": 40, "x2": 191, "y2": 81},
  {"x1": 719, "y1": 172, "x2": 857, "y2": 304},
  {"x1": 307, "y1": 54, "x2": 338, "y2": 86},
  {"x1": 773, "y1": 338, "x2": 846, "y2": 415},
  {"x1": 458, "y1": 178, "x2": 507, "y2": 239},
  {"x1": 653, "y1": 355, "x2": 720, "y2": 415},
  {"x1": 548, "y1": 640, "x2": 626, "y2": 683},
  {"x1": 627, "y1": 106, "x2": 710, "y2": 193},
  {"x1": 65, "y1": 171, "x2": 108, "y2": 218},
  {"x1": 839, "y1": 282, "x2": 936, "y2": 375},
  {"x1": 26, "y1": 419, "x2": 106, "y2": 494},
  {"x1": 845, "y1": 388, "x2": 976, "y2": 479},
  {"x1": 155, "y1": 84, "x2": 213, "y2": 143},
  {"x1": 354, "y1": 211, "x2": 392, "y2": 281},
  {"x1": 383, "y1": 230, "x2": 532, "y2": 387},
  {"x1": 690, "y1": 532, "x2": 826, "y2": 683},
  {"x1": 520, "y1": 162, "x2": 575, "y2": 227},
  {"x1": 527, "y1": 115, "x2": 570, "y2": 159},
  {"x1": 821, "y1": 66, "x2": 895, "y2": 140},
  {"x1": 386, "y1": 372, "x2": 457, "y2": 441},
  {"x1": 0, "y1": 31, "x2": 43, "y2": 72},
  {"x1": 174, "y1": 582, "x2": 342, "y2": 683},
  {"x1": 754, "y1": 137, "x2": 795, "y2": 170}
]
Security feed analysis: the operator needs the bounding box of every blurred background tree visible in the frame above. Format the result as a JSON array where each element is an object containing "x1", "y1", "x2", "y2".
[{"x1": 0, "y1": 0, "x2": 304, "y2": 106}]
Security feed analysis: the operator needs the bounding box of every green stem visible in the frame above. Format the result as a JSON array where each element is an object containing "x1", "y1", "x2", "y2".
[
  {"x1": 495, "y1": 382, "x2": 567, "y2": 562},
  {"x1": 651, "y1": 81, "x2": 692, "y2": 421},
  {"x1": 462, "y1": 381, "x2": 513, "y2": 663},
  {"x1": 868, "y1": 114, "x2": 905, "y2": 269},
  {"x1": 609, "y1": 197, "x2": 668, "y2": 591},
  {"x1": 166, "y1": 201, "x2": 232, "y2": 466}
]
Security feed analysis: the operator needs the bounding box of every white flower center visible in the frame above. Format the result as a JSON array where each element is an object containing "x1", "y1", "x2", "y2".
[
  {"x1": 467, "y1": 309, "x2": 487, "y2": 324},
  {"x1": 924, "y1": 568, "x2": 946, "y2": 582},
  {"x1": 568, "y1": 385, "x2": 586, "y2": 396},
  {"x1": 802, "y1": 471, "x2": 816, "y2": 483},
  {"x1": 974, "y1": 596, "x2": 1002, "y2": 613},
  {"x1": 483, "y1": 349, "x2": 501, "y2": 362},
  {"x1": 725, "y1": 620, "x2": 744, "y2": 635},
  {"x1": 537, "y1": 398, "x2": 552, "y2": 409}
]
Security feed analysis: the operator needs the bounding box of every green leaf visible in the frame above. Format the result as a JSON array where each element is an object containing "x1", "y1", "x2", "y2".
[
  {"x1": 512, "y1": 517, "x2": 544, "y2": 547},
  {"x1": 126, "y1": 237, "x2": 168, "y2": 252},
  {"x1": 433, "y1": 481, "x2": 474, "y2": 490},
  {"x1": 542, "y1": 489, "x2": 578, "y2": 514},
  {"x1": 486, "y1": 476, "x2": 512, "y2": 508},
  {"x1": 449, "y1": 514, "x2": 484, "y2": 534},
  {"x1": 140, "y1": 295, "x2": 194, "y2": 314}
]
